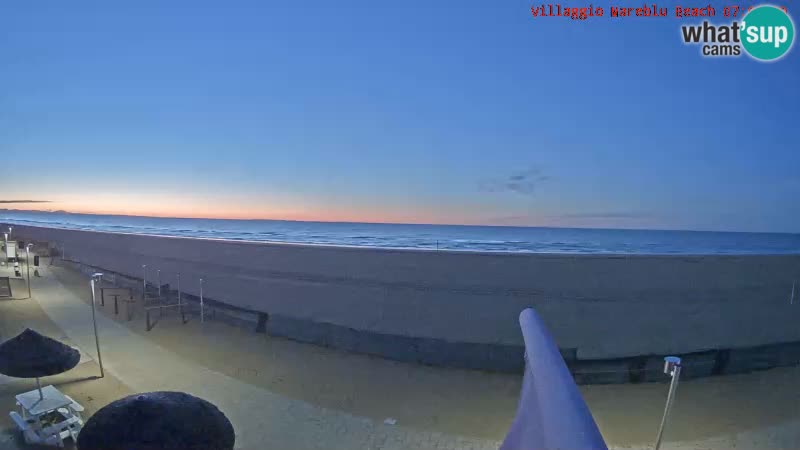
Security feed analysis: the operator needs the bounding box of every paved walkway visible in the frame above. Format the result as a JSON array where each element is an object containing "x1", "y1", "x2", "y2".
[{"x1": 30, "y1": 265, "x2": 500, "y2": 450}]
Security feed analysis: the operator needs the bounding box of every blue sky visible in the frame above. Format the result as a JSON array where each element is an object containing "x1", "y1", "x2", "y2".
[{"x1": 1, "y1": 1, "x2": 798, "y2": 232}]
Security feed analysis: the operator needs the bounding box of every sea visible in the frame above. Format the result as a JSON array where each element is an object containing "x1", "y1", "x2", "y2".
[{"x1": 1, "y1": 210, "x2": 799, "y2": 255}]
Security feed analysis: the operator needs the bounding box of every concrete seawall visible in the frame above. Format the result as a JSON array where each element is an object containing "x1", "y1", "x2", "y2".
[{"x1": 12, "y1": 224, "x2": 800, "y2": 379}]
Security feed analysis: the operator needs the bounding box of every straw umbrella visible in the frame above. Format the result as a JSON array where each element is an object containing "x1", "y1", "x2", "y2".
[
  {"x1": 0, "y1": 329, "x2": 81, "y2": 399},
  {"x1": 77, "y1": 391, "x2": 235, "y2": 450}
]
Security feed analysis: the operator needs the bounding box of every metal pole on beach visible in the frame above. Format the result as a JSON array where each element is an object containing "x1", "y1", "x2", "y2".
[
  {"x1": 90, "y1": 273, "x2": 105, "y2": 378},
  {"x1": 25, "y1": 244, "x2": 33, "y2": 298},
  {"x1": 200, "y1": 278, "x2": 204, "y2": 323},
  {"x1": 157, "y1": 269, "x2": 161, "y2": 301},
  {"x1": 142, "y1": 264, "x2": 147, "y2": 301},
  {"x1": 654, "y1": 356, "x2": 682, "y2": 450}
]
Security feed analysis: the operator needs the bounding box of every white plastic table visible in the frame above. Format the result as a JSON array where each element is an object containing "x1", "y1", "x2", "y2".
[
  {"x1": 12, "y1": 385, "x2": 84, "y2": 447},
  {"x1": 16, "y1": 385, "x2": 72, "y2": 418}
]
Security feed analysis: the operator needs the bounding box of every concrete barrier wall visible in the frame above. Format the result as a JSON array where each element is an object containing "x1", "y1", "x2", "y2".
[{"x1": 12, "y1": 225, "x2": 800, "y2": 374}]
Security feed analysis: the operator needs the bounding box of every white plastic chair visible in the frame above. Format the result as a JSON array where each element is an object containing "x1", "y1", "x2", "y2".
[
  {"x1": 42, "y1": 415, "x2": 81, "y2": 448},
  {"x1": 9, "y1": 411, "x2": 39, "y2": 445},
  {"x1": 62, "y1": 394, "x2": 85, "y2": 423}
]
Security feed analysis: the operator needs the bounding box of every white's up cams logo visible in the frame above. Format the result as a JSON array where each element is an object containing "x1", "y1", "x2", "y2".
[{"x1": 681, "y1": 5, "x2": 795, "y2": 61}]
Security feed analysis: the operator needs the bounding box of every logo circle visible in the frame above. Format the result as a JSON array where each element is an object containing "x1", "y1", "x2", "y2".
[{"x1": 741, "y1": 5, "x2": 795, "y2": 61}]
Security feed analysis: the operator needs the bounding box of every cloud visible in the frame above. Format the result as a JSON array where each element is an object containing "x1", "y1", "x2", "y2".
[
  {"x1": 479, "y1": 168, "x2": 550, "y2": 196},
  {"x1": 0, "y1": 200, "x2": 50, "y2": 204}
]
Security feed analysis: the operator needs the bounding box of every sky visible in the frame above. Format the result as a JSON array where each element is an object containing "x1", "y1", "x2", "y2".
[{"x1": 1, "y1": 1, "x2": 799, "y2": 232}]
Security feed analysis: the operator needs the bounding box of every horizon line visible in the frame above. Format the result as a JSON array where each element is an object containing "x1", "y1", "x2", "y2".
[{"x1": 0, "y1": 207, "x2": 798, "y2": 236}]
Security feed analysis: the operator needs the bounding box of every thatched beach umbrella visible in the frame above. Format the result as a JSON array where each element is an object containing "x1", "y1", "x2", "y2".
[
  {"x1": 77, "y1": 391, "x2": 235, "y2": 450},
  {"x1": 0, "y1": 328, "x2": 81, "y2": 399}
]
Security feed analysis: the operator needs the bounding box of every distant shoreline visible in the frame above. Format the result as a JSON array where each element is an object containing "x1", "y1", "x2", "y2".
[{"x1": 2, "y1": 207, "x2": 799, "y2": 235}]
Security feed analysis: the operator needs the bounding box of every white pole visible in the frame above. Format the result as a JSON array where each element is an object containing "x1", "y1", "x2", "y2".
[
  {"x1": 791, "y1": 281, "x2": 795, "y2": 305},
  {"x1": 200, "y1": 278, "x2": 204, "y2": 323},
  {"x1": 25, "y1": 245, "x2": 32, "y2": 298},
  {"x1": 142, "y1": 265, "x2": 147, "y2": 301},
  {"x1": 655, "y1": 356, "x2": 682, "y2": 450},
  {"x1": 90, "y1": 274, "x2": 105, "y2": 378}
]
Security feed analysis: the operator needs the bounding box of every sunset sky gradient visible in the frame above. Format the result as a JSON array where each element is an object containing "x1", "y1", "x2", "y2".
[{"x1": 2, "y1": 1, "x2": 799, "y2": 232}]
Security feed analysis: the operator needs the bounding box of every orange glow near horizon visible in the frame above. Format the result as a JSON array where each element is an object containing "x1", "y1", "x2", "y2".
[{"x1": 10, "y1": 194, "x2": 496, "y2": 226}]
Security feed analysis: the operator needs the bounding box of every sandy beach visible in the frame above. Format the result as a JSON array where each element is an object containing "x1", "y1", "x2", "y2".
[
  {"x1": 11, "y1": 225, "x2": 800, "y2": 378},
  {"x1": 1, "y1": 256, "x2": 800, "y2": 449}
]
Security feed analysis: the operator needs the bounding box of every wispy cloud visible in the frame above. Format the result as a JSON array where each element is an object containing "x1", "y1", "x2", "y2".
[
  {"x1": 0, "y1": 200, "x2": 51, "y2": 204},
  {"x1": 479, "y1": 167, "x2": 550, "y2": 197}
]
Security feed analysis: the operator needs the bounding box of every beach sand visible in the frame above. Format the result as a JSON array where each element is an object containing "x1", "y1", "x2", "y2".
[
  {"x1": 47, "y1": 264, "x2": 521, "y2": 440},
  {"x1": 2, "y1": 260, "x2": 800, "y2": 449},
  {"x1": 14, "y1": 225, "x2": 800, "y2": 365}
]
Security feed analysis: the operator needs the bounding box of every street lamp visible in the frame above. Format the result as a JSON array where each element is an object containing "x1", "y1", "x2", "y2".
[
  {"x1": 200, "y1": 278, "x2": 205, "y2": 323},
  {"x1": 90, "y1": 273, "x2": 105, "y2": 378},
  {"x1": 25, "y1": 244, "x2": 33, "y2": 298},
  {"x1": 654, "y1": 356, "x2": 682, "y2": 450},
  {"x1": 142, "y1": 265, "x2": 147, "y2": 300}
]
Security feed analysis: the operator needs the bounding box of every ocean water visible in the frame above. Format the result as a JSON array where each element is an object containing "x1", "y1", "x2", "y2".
[{"x1": 1, "y1": 210, "x2": 799, "y2": 255}]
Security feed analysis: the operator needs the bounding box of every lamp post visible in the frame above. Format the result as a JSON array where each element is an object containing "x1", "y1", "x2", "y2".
[
  {"x1": 90, "y1": 273, "x2": 105, "y2": 378},
  {"x1": 142, "y1": 264, "x2": 147, "y2": 301},
  {"x1": 654, "y1": 356, "x2": 682, "y2": 450},
  {"x1": 25, "y1": 244, "x2": 33, "y2": 298},
  {"x1": 200, "y1": 278, "x2": 204, "y2": 323},
  {"x1": 6, "y1": 226, "x2": 11, "y2": 260}
]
